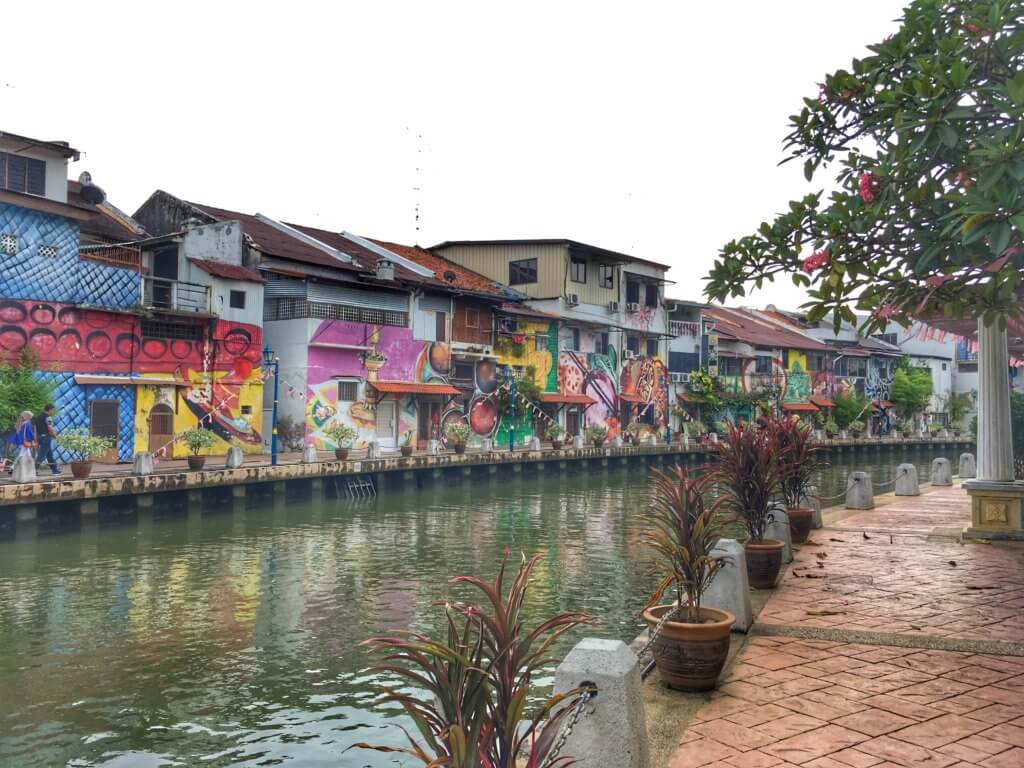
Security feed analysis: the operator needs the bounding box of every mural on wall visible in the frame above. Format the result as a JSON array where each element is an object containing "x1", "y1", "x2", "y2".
[
  {"x1": 558, "y1": 351, "x2": 620, "y2": 435},
  {"x1": 620, "y1": 356, "x2": 670, "y2": 428},
  {"x1": 493, "y1": 320, "x2": 557, "y2": 392},
  {"x1": 37, "y1": 372, "x2": 137, "y2": 462}
]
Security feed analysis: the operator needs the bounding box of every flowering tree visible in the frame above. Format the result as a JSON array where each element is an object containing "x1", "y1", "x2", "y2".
[{"x1": 705, "y1": 0, "x2": 1024, "y2": 332}]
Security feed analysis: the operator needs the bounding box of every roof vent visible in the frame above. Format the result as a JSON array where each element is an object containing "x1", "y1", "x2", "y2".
[
  {"x1": 77, "y1": 171, "x2": 106, "y2": 205},
  {"x1": 376, "y1": 259, "x2": 395, "y2": 281},
  {"x1": 443, "y1": 270, "x2": 457, "y2": 283}
]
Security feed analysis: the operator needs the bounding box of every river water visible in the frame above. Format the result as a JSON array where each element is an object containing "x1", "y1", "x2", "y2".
[{"x1": 0, "y1": 444, "x2": 960, "y2": 767}]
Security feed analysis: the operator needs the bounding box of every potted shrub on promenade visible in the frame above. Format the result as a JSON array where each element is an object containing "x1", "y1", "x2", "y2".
[
  {"x1": 586, "y1": 425, "x2": 607, "y2": 448},
  {"x1": 56, "y1": 427, "x2": 114, "y2": 479},
  {"x1": 324, "y1": 423, "x2": 356, "y2": 461},
  {"x1": 547, "y1": 423, "x2": 566, "y2": 450},
  {"x1": 444, "y1": 421, "x2": 471, "y2": 454},
  {"x1": 642, "y1": 466, "x2": 735, "y2": 691},
  {"x1": 713, "y1": 422, "x2": 784, "y2": 589},
  {"x1": 770, "y1": 416, "x2": 825, "y2": 544},
  {"x1": 399, "y1": 430, "x2": 414, "y2": 457},
  {"x1": 182, "y1": 427, "x2": 217, "y2": 470},
  {"x1": 849, "y1": 419, "x2": 866, "y2": 438},
  {"x1": 354, "y1": 549, "x2": 592, "y2": 767}
]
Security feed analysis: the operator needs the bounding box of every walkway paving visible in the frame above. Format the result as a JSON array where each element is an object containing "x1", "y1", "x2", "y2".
[{"x1": 668, "y1": 485, "x2": 1024, "y2": 768}]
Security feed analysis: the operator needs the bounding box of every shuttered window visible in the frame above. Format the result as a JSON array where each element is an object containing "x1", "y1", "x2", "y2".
[
  {"x1": 509, "y1": 258, "x2": 537, "y2": 285},
  {"x1": 0, "y1": 153, "x2": 46, "y2": 196},
  {"x1": 435, "y1": 311, "x2": 447, "y2": 342}
]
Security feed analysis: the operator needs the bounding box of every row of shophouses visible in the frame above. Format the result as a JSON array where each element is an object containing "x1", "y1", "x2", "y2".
[{"x1": 0, "y1": 131, "x2": 998, "y2": 461}]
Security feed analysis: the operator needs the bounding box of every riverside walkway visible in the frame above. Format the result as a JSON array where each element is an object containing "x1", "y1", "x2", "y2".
[{"x1": 667, "y1": 485, "x2": 1024, "y2": 768}]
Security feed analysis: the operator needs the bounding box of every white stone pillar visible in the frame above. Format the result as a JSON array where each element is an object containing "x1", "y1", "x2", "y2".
[{"x1": 976, "y1": 318, "x2": 1014, "y2": 482}]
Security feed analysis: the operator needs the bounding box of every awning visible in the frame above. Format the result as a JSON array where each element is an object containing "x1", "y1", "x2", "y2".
[
  {"x1": 539, "y1": 392, "x2": 596, "y2": 405},
  {"x1": 809, "y1": 396, "x2": 835, "y2": 408},
  {"x1": 618, "y1": 392, "x2": 647, "y2": 404},
  {"x1": 74, "y1": 374, "x2": 186, "y2": 386},
  {"x1": 370, "y1": 381, "x2": 462, "y2": 396},
  {"x1": 782, "y1": 402, "x2": 819, "y2": 412}
]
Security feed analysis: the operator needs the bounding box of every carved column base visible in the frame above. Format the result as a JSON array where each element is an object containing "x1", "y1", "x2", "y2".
[{"x1": 964, "y1": 480, "x2": 1024, "y2": 541}]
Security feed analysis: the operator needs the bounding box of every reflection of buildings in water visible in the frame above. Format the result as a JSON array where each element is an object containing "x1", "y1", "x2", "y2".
[
  {"x1": 373, "y1": 577, "x2": 420, "y2": 633},
  {"x1": 44, "y1": 584, "x2": 70, "y2": 655}
]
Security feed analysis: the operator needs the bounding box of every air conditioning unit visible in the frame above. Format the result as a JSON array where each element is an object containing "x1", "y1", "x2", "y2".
[
  {"x1": 669, "y1": 372, "x2": 690, "y2": 384},
  {"x1": 625, "y1": 302, "x2": 640, "y2": 313},
  {"x1": 565, "y1": 293, "x2": 579, "y2": 306},
  {"x1": 623, "y1": 350, "x2": 636, "y2": 359},
  {"x1": 607, "y1": 300, "x2": 619, "y2": 313}
]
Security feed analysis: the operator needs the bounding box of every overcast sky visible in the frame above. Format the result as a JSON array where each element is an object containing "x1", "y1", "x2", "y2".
[{"x1": 3, "y1": 1, "x2": 904, "y2": 309}]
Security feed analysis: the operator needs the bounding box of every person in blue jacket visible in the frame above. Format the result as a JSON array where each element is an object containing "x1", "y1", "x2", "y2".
[{"x1": 9, "y1": 411, "x2": 36, "y2": 462}]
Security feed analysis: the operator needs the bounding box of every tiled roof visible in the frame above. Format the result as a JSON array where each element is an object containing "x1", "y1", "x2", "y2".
[
  {"x1": 369, "y1": 381, "x2": 462, "y2": 396},
  {"x1": 188, "y1": 258, "x2": 264, "y2": 283},
  {"x1": 705, "y1": 307, "x2": 830, "y2": 352},
  {"x1": 370, "y1": 239, "x2": 507, "y2": 296}
]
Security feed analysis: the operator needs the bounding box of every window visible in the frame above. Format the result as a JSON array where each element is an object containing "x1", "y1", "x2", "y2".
[
  {"x1": 646, "y1": 338, "x2": 659, "y2": 357},
  {"x1": 626, "y1": 280, "x2": 640, "y2": 304},
  {"x1": 645, "y1": 283, "x2": 659, "y2": 308},
  {"x1": 755, "y1": 356, "x2": 773, "y2": 374},
  {"x1": 845, "y1": 357, "x2": 867, "y2": 377},
  {"x1": 626, "y1": 335, "x2": 640, "y2": 355},
  {"x1": 263, "y1": 299, "x2": 408, "y2": 327},
  {"x1": 141, "y1": 320, "x2": 203, "y2": 341},
  {"x1": 0, "y1": 152, "x2": 46, "y2": 196},
  {"x1": 570, "y1": 257, "x2": 586, "y2": 283},
  {"x1": 874, "y1": 332, "x2": 898, "y2": 346},
  {"x1": 337, "y1": 379, "x2": 360, "y2": 402},
  {"x1": 806, "y1": 353, "x2": 825, "y2": 371},
  {"x1": 571, "y1": 328, "x2": 581, "y2": 351},
  {"x1": 721, "y1": 357, "x2": 742, "y2": 376},
  {"x1": 240, "y1": 405, "x2": 253, "y2": 416},
  {"x1": 536, "y1": 333, "x2": 548, "y2": 352},
  {"x1": 453, "y1": 362, "x2": 474, "y2": 381},
  {"x1": 229, "y1": 290, "x2": 246, "y2": 309},
  {"x1": 464, "y1": 307, "x2": 479, "y2": 328},
  {"x1": 436, "y1": 311, "x2": 448, "y2": 342},
  {"x1": 509, "y1": 258, "x2": 537, "y2": 285},
  {"x1": 595, "y1": 332, "x2": 609, "y2": 356},
  {"x1": 598, "y1": 265, "x2": 614, "y2": 289},
  {"x1": 941, "y1": 362, "x2": 947, "y2": 371}
]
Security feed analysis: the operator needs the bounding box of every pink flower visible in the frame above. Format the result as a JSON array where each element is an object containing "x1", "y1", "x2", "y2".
[
  {"x1": 859, "y1": 172, "x2": 880, "y2": 203},
  {"x1": 802, "y1": 249, "x2": 830, "y2": 274},
  {"x1": 872, "y1": 304, "x2": 897, "y2": 319}
]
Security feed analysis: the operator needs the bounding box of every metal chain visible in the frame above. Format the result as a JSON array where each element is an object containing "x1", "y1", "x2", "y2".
[
  {"x1": 636, "y1": 604, "x2": 680, "y2": 672},
  {"x1": 539, "y1": 688, "x2": 595, "y2": 768}
]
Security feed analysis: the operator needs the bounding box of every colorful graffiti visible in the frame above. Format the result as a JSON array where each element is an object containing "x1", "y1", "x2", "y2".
[
  {"x1": 620, "y1": 356, "x2": 669, "y2": 428},
  {"x1": 558, "y1": 351, "x2": 620, "y2": 434}
]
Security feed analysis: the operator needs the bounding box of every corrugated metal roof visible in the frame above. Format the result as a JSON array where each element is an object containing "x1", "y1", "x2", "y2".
[
  {"x1": 705, "y1": 307, "x2": 831, "y2": 352},
  {"x1": 188, "y1": 258, "x2": 264, "y2": 283}
]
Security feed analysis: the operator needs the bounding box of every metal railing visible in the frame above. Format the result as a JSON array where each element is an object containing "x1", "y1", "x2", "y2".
[
  {"x1": 670, "y1": 320, "x2": 700, "y2": 337},
  {"x1": 142, "y1": 276, "x2": 210, "y2": 313},
  {"x1": 80, "y1": 242, "x2": 142, "y2": 269}
]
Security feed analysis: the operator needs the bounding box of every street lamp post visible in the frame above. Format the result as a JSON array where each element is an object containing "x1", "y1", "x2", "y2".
[{"x1": 263, "y1": 345, "x2": 280, "y2": 466}]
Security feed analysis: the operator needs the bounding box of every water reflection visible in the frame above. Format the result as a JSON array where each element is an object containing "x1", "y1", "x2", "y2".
[{"x1": 0, "y1": 445, "x2": 957, "y2": 767}]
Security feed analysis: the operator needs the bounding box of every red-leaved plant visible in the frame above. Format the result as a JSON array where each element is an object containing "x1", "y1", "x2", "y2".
[
  {"x1": 766, "y1": 415, "x2": 827, "y2": 510},
  {"x1": 712, "y1": 421, "x2": 781, "y2": 543},
  {"x1": 353, "y1": 549, "x2": 593, "y2": 767}
]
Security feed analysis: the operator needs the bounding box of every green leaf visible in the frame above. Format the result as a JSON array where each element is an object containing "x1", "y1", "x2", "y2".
[
  {"x1": 1010, "y1": 214, "x2": 1024, "y2": 234},
  {"x1": 804, "y1": 159, "x2": 814, "y2": 181},
  {"x1": 950, "y1": 59, "x2": 967, "y2": 88},
  {"x1": 938, "y1": 124, "x2": 958, "y2": 147},
  {"x1": 990, "y1": 222, "x2": 1011, "y2": 256}
]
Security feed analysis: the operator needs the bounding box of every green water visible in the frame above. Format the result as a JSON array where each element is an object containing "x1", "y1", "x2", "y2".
[{"x1": 0, "y1": 445, "x2": 960, "y2": 767}]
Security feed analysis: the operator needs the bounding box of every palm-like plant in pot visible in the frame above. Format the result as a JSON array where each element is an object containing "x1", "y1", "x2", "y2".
[
  {"x1": 586, "y1": 424, "x2": 608, "y2": 447},
  {"x1": 56, "y1": 427, "x2": 114, "y2": 479},
  {"x1": 353, "y1": 549, "x2": 592, "y2": 767},
  {"x1": 182, "y1": 427, "x2": 218, "y2": 470},
  {"x1": 324, "y1": 423, "x2": 356, "y2": 460},
  {"x1": 768, "y1": 416, "x2": 826, "y2": 544},
  {"x1": 642, "y1": 466, "x2": 735, "y2": 691},
  {"x1": 546, "y1": 422, "x2": 566, "y2": 450},
  {"x1": 712, "y1": 422, "x2": 784, "y2": 589},
  {"x1": 444, "y1": 421, "x2": 471, "y2": 454}
]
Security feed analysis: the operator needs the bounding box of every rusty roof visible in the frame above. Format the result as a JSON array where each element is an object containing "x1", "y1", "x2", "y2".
[
  {"x1": 188, "y1": 257, "x2": 264, "y2": 283},
  {"x1": 705, "y1": 307, "x2": 830, "y2": 352},
  {"x1": 370, "y1": 238, "x2": 510, "y2": 297}
]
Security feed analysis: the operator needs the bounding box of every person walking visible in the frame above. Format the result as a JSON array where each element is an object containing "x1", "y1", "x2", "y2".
[
  {"x1": 34, "y1": 404, "x2": 59, "y2": 476},
  {"x1": 10, "y1": 411, "x2": 36, "y2": 462}
]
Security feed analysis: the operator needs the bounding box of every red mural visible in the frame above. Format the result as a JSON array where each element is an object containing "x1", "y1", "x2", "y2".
[{"x1": 0, "y1": 299, "x2": 262, "y2": 381}]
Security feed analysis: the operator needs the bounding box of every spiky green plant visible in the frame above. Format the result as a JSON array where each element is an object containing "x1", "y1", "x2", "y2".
[{"x1": 712, "y1": 422, "x2": 782, "y2": 543}]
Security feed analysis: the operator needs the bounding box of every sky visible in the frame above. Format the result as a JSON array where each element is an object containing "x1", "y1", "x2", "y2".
[{"x1": 2, "y1": 1, "x2": 905, "y2": 310}]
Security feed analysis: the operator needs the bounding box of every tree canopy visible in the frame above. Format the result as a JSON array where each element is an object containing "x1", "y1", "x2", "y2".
[
  {"x1": 889, "y1": 365, "x2": 934, "y2": 417},
  {"x1": 706, "y1": 0, "x2": 1024, "y2": 333},
  {"x1": 0, "y1": 350, "x2": 56, "y2": 434}
]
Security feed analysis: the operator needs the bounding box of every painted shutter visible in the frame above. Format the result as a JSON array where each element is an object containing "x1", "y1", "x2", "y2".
[
  {"x1": 26, "y1": 159, "x2": 45, "y2": 196},
  {"x1": 307, "y1": 282, "x2": 408, "y2": 312},
  {"x1": 418, "y1": 293, "x2": 451, "y2": 312},
  {"x1": 263, "y1": 276, "x2": 308, "y2": 298}
]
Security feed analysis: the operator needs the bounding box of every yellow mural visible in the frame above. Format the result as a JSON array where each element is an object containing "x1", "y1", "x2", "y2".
[{"x1": 493, "y1": 319, "x2": 557, "y2": 391}]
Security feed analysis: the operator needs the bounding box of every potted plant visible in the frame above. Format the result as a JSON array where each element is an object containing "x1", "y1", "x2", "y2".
[
  {"x1": 848, "y1": 419, "x2": 866, "y2": 438},
  {"x1": 399, "y1": 430, "x2": 414, "y2": 457},
  {"x1": 686, "y1": 420, "x2": 707, "y2": 442},
  {"x1": 713, "y1": 422, "x2": 784, "y2": 589},
  {"x1": 182, "y1": 426, "x2": 218, "y2": 470},
  {"x1": 56, "y1": 427, "x2": 114, "y2": 479},
  {"x1": 711, "y1": 420, "x2": 729, "y2": 442},
  {"x1": 928, "y1": 421, "x2": 943, "y2": 437},
  {"x1": 769, "y1": 416, "x2": 825, "y2": 544},
  {"x1": 324, "y1": 423, "x2": 356, "y2": 460},
  {"x1": 823, "y1": 418, "x2": 838, "y2": 438},
  {"x1": 547, "y1": 423, "x2": 566, "y2": 450},
  {"x1": 642, "y1": 466, "x2": 736, "y2": 691},
  {"x1": 586, "y1": 425, "x2": 608, "y2": 448},
  {"x1": 445, "y1": 421, "x2": 471, "y2": 454},
  {"x1": 356, "y1": 550, "x2": 592, "y2": 767}
]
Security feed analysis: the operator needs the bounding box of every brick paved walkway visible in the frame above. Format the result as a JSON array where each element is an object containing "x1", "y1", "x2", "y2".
[{"x1": 668, "y1": 486, "x2": 1024, "y2": 768}]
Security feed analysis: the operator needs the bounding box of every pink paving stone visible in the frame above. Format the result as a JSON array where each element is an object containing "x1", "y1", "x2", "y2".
[
  {"x1": 829, "y1": 747, "x2": 885, "y2": 767},
  {"x1": 892, "y1": 678, "x2": 975, "y2": 705},
  {"x1": 938, "y1": 737, "x2": 1014, "y2": 763},
  {"x1": 852, "y1": 735, "x2": 958, "y2": 767},
  {"x1": 976, "y1": 724, "x2": 1024, "y2": 749},
  {"x1": 723, "y1": 750, "x2": 785, "y2": 767},
  {"x1": 748, "y1": 652, "x2": 814, "y2": 671},
  {"x1": 832, "y1": 709, "x2": 918, "y2": 737},
  {"x1": 755, "y1": 714, "x2": 829, "y2": 742},
  {"x1": 761, "y1": 724, "x2": 870, "y2": 765},
  {"x1": 992, "y1": 674, "x2": 1024, "y2": 693},
  {"x1": 858, "y1": 693, "x2": 946, "y2": 722},
  {"x1": 822, "y1": 672, "x2": 909, "y2": 696},
  {"x1": 803, "y1": 758, "x2": 856, "y2": 768},
  {"x1": 943, "y1": 665, "x2": 1020, "y2": 687},
  {"x1": 690, "y1": 719, "x2": 775, "y2": 751},
  {"x1": 979, "y1": 747, "x2": 1024, "y2": 768},
  {"x1": 931, "y1": 693, "x2": 998, "y2": 715},
  {"x1": 694, "y1": 695, "x2": 752, "y2": 722},
  {"x1": 669, "y1": 737, "x2": 742, "y2": 768},
  {"x1": 956, "y1": 703, "x2": 1020, "y2": 725},
  {"x1": 774, "y1": 694, "x2": 866, "y2": 721},
  {"x1": 971, "y1": 686, "x2": 1021, "y2": 706},
  {"x1": 889, "y1": 713, "x2": 990, "y2": 749},
  {"x1": 724, "y1": 703, "x2": 794, "y2": 728}
]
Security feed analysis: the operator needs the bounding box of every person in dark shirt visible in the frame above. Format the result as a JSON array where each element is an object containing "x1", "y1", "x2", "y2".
[{"x1": 34, "y1": 404, "x2": 59, "y2": 476}]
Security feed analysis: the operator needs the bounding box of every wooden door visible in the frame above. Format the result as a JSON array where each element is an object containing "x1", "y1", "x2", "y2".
[
  {"x1": 375, "y1": 400, "x2": 397, "y2": 448},
  {"x1": 566, "y1": 409, "x2": 579, "y2": 437},
  {"x1": 148, "y1": 403, "x2": 174, "y2": 455},
  {"x1": 89, "y1": 399, "x2": 120, "y2": 463}
]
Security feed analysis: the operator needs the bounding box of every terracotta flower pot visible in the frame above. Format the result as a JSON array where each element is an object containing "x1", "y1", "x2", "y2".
[
  {"x1": 70, "y1": 460, "x2": 92, "y2": 479},
  {"x1": 787, "y1": 507, "x2": 815, "y2": 543},
  {"x1": 551, "y1": 440, "x2": 563, "y2": 450},
  {"x1": 334, "y1": 447, "x2": 349, "y2": 461},
  {"x1": 745, "y1": 539, "x2": 785, "y2": 589},
  {"x1": 400, "y1": 446, "x2": 413, "y2": 457},
  {"x1": 453, "y1": 443, "x2": 466, "y2": 455},
  {"x1": 593, "y1": 438, "x2": 605, "y2": 448},
  {"x1": 642, "y1": 605, "x2": 735, "y2": 691},
  {"x1": 187, "y1": 455, "x2": 206, "y2": 471}
]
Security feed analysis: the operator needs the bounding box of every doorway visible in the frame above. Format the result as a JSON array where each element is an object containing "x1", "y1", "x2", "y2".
[
  {"x1": 89, "y1": 399, "x2": 120, "y2": 463},
  {"x1": 565, "y1": 408, "x2": 580, "y2": 437},
  {"x1": 416, "y1": 399, "x2": 442, "y2": 448},
  {"x1": 148, "y1": 403, "x2": 174, "y2": 455},
  {"x1": 375, "y1": 400, "x2": 397, "y2": 449},
  {"x1": 151, "y1": 246, "x2": 179, "y2": 308}
]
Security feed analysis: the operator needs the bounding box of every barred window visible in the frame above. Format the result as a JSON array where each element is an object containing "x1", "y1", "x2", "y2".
[
  {"x1": 263, "y1": 298, "x2": 407, "y2": 327},
  {"x1": 141, "y1": 320, "x2": 204, "y2": 341}
]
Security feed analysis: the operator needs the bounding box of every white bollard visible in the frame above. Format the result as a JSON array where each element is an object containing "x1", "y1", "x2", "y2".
[
  {"x1": 894, "y1": 463, "x2": 920, "y2": 496},
  {"x1": 845, "y1": 471, "x2": 874, "y2": 509},
  {"x1": 225, "y1": 446, "x2": 244, "y2": 468},
  {"x1": 765, "y1": 509, "x2": 793, "y2": 564},
  {"x1": 959, "y1": 452, "x2": 977, "y2": 479},
  {"x1": 645, "y1": 434, "x2": 658, "y2": 447},
  {"x1": 528, "y1": 436, "x2": 541, "y2": 451},
  {"x1": 930, "y1": 457, "x2": 952, "y2": 486},
  {"x1": 427, "y1": 440, "x2": 440, "y2": 456},
  {"x1": 12, "y1": 454, "x2": 36, "y2": 483},
  {"x1": 702, "y1": 539, "x2": 752, "y2": 632},
  {"x1": 799, "y1": 485, "x2": 822, "y2": 529},
  {"x1": 302, "y1": 444, "x2": 319, "y2": 464},
  {"x1": 612, "y1": 435, "x2": 623, "y2": 448},
  {"x1": 132, "y1": 452, "x2": 154, "y2": 476},
  {"x1": 553, "y1": 638, "x2": 649, "y2": 768},
  {"x1": 366, "y1": 440, "x2": 381, "y2": 459},
  {"x1": 573, "y1": 435, "x2": 585, "y2": 449}
]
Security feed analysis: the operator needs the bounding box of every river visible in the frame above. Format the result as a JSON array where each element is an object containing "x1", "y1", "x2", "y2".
[{"x1": 0, "y1": 444, "x2": 961, "y2": 767}]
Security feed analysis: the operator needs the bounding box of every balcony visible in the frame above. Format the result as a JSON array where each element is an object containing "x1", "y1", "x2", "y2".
[
  {"x1": 80, "y1": 242, "x2": 142, "y2": 269},
  {"x1": 142, "y1": 276, "x2": 210, "y2": 313},
  {"x1": 670, "y1": 320, "x2": 701, "y2": 337}
]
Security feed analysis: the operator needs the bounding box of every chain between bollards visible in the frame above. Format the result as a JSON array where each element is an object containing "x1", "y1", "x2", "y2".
[
  {"x1": 637, "y1": 605, "x2": 680, "y2": 680},
  {"x1": 539, "y1": 686, "x2": 597, "y2": 768}
]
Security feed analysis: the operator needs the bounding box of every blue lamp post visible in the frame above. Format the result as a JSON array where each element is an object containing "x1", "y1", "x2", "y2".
[
  {"x1": 263, "y1": 345, "x2": 280, "y2": 466},
  {"x1": 501, "y1": 364, "x2": 516, "y2": 452}
]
